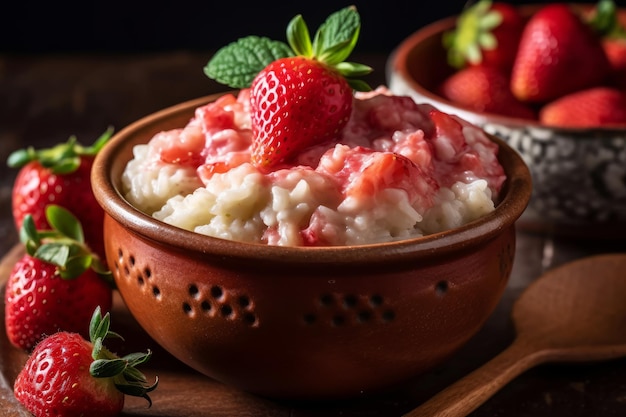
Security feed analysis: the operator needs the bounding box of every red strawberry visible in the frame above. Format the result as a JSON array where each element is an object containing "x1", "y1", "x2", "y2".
[
  {"x1": 443, "y1": 0, "x2": 526, "y2": 71},
  {"x1": 586, "y1": 0, "x2": 626, "y2": 90},
  {"x1": 510, "y1": 4, "x2": 611, "y2": 102},
  {"x1": 204, "y1": 7, "x2": 372, "y2": 170},
  {"x1": 439, "y1": 65, "x2": 536, "y2": 119},
  {"x1": 14, "y1": 307, "x2": 157, "y2": 417},
  {"x1": 603, "y1": 38, "x2": 626, "y2": 81},
  {"x1": 250, "y1": 57, "x2": 353, "y2": 168},
  {"x1": 8, "y1": 128, "x2": 113, "y2": 259},
  {"x1": 5, "y1": 205, "x2": 113, "y2": 351},
  {"x1": 539, "y1": 87, "x2": 626, "y2": 127}
]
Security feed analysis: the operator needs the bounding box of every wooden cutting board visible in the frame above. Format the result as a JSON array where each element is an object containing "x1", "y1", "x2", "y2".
[{"x1": 0, "y1": 246, "x2": 411, "y2": 416}]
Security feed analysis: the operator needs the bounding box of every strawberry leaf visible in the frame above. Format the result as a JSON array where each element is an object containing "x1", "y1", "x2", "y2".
[
  {"x1": 122, "y1": 352, "x2": 153, "y2": 368},
  {"x1": 7, "y1": 128, "x2": 112, "y2": 172},
  {"x1": 91, "y1": 358, "x2": 128, "y2": 378},
  {"x1": 35, "y1": 243, "x2": 70, "y2": 268},
  {"x1": 82, "y1": 127, "x2": 114, "y2": 156},
  {"x1": 347, "y1": 78, "x2": 372, "y2": 92},
  {"x1": 6, "y1": 148, "x2": 35, "y2": 168},
  {"x1": 60, "y1": 255, "x2": 92, "y2": 279},
  {"x1": 286, "y1": 14, "x2": 313, "y2": 57},
  {"x1": 443, "y1": 0, "x2": 505, "y2": 68},
  {"x1": 335, "y1": 61, "x2": 374, "y2": 78},
  {"x1": 45, "y1": 205, "x2": 84, "y2": 243},
  {"x1": 588, "y1": 0, "x2": 626, "y2": 38},
  {"x1": 204, "y1": 36, "x2": 293, "y2": 88},
  {"x1": 19, "y1": 215, "x2": 40, "y2": 255},
  {"x1": 87, "y1": 307, "x2": 158, "y2": 406}
]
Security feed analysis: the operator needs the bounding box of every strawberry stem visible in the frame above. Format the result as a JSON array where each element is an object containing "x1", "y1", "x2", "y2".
[
  {"x1": 587, "y1": 0, "x2": 626, "y2": 38},
  {"x1": 88, "y1": 307, "x2": 158, "y2": 406},
  {"x1": 7, "y1": 127, "x2": 114, "y2": 174},
  {"x1": 20, "y1": 205, "x2": 113, "y2": 283},
  {"x1": 204, "y1": 6, "x2": 372, "y2": 91}
]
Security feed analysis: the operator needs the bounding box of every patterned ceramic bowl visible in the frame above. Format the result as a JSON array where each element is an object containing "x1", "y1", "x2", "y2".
[
  {"x1": 91, "y1": 93, "x2": 531, "y2": 400},
  {"x1": 388, "y1": 5, "x2": 626, "y2": 238}
]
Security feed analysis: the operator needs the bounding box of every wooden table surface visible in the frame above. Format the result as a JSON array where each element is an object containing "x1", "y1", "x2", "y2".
[{"x1": 2, "y1": 51, "x2": 626, "y2": 416}]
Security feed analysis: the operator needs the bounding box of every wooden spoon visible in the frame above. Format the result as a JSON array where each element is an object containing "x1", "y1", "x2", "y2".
[{"x1": 404, "y1": 253, "x2": 626, "y2": 417}]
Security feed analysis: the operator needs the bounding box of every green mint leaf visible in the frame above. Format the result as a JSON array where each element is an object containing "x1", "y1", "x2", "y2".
[
  {"x1": 287, "y1": 14, "x2": 313, "y2": 57},
  {"x1": 204, "y1": 36, "x2": 293, "y2": 88},
  {"x1": 46, "y1": 205, "x2": 84, "y2": 243},
  {"x1": 312, "y1": 6, "x2": 360, "y2": 64}
]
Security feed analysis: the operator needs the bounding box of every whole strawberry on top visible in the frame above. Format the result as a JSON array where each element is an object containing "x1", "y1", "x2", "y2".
[
  {"x1": 443, "y1": 0, "x2": 525, "y2": 71},
  {"x1": 8, "y1": 128, "x2": 113, "y2": 259},
  {"x1": 14, "y1": 307, "x2": 157, "y2": 417},
  {"x1": 204, "y1": 6, "x2": 372, "y2": 170},
  {"x1": 5, "y1": 205, "x2": 113, "y2": 351}
]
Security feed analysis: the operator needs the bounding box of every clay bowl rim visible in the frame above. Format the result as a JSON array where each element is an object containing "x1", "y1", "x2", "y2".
[
  {"x1": 91, "y1": 92, "x2": 532, "y2": 267},
  {"x1": 389, "y1": 3, "x2": 626, "y2": 133}
]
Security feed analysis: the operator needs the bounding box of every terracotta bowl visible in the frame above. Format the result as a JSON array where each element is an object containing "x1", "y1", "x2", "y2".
[
  {"x1": 91, "y1": 92, "x2": 531, "y2": 400},
  {"x1": 388, "y1": 4, "x2": 626, "y2": 239}
]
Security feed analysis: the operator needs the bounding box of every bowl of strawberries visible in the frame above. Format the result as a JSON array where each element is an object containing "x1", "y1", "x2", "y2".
[
  {"x1": 89, "y1": 6, "x2": 532, "y2": 400},
  {"x1": 388, "y1": 0, "x2": 626, "y2": 238}
]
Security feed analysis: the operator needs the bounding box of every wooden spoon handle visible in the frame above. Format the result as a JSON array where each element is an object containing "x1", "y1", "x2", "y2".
[{"x1": 403, "y1": 340, "x2": 545, "y2": 417}]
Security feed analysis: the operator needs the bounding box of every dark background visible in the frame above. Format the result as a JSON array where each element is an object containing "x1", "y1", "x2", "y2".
[{"x1": 0, "y1": 0, "x2": 601, "y2": 55}]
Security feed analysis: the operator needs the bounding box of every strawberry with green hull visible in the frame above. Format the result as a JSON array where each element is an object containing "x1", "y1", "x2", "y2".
[
  {"x1": 587, "y1": 0, "x2": 626, "y2": 90},
  {"x1": 14, "y1": 307, "x2": 157, "y2": 417},
  {"x1": 5, "y1": 205, "x2": 113, "y2": 351},
  {"x1": 510, "y1": 3, "x2": 611, "y2": 103},
  {"x1": 443, "y1": 0, "x2": 525, "y2": 71},
  {"x1": 205, "y1": 6, "x2": 372, "y2": 170},
  {"x1": 8, "y1": 128, "x2": 113, "y2": 259}
]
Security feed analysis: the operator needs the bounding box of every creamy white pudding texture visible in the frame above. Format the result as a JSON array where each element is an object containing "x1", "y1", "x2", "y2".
[{"x1": 122, "y1": 88, "x2": 505, "y2": 246}]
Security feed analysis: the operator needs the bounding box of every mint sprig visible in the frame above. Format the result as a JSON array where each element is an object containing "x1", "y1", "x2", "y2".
[
  {"x1": 204, "y1": 6, "x2": 372, "y2": 91},
  {"x1": 204, "y1": 37, "x2": 294, "y2": 89}
]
